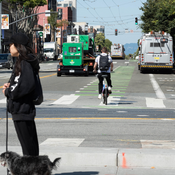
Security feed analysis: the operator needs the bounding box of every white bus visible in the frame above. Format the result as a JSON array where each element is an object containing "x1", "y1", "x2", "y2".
[
  {"x1": 139, "y1": 31, "x2": 173, "y2": 73},
  {"x1": 111, "y1": 44, "x2": 125, "y2": 59}
]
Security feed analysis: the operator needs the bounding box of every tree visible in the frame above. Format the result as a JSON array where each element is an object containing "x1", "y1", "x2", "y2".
[
  {"x1": 104, "y1": 39, "x2": 112, "y2": 52},
  {"x1": 47, "y1": 10, "x2": 69, "y2": 42},
  {"x1": 95, "y1": 33, "x2": 105, "y2": 48},
  {"x1": 140, "y1": 0, "x2": 175, "y2": 51},
  {"x1": 95, "y1": 33, "x2": 112, "y2": 52},
  {"x1": 0, "y1": 0, "x2": 47, "y2": 34}
]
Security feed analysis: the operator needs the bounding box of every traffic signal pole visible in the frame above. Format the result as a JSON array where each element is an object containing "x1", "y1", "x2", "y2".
[{"x1": 0, "y1": 2, "x2": 2, "y2": 53}]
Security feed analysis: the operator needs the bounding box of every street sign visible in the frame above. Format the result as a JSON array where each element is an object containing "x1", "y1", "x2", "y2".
[
  {"x1": 1, "y1": 14, "x2": 9, "y2": 29},
  {"x1": 45, "y1": 10, "x2": 50, "y2": 17},
  {"x1": 125, "y1": 29, "x2": 128, "y2": 33}
]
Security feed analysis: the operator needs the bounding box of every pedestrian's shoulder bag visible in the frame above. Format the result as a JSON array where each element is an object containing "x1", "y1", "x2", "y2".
[
  {"x1": 33, "y1": 71, "x2": 43, "y2": 105},
  {"x1": 99, "y1": 54, "x2": 111, "y2": 71}
]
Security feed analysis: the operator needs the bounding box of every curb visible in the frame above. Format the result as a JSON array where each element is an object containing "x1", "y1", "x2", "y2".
[
  {"x1": 118, "y1": 149, "x2": 175, "y2": 169},
  {"x1": 1, "y1": 146, "x2": 175, "y2": 169}
]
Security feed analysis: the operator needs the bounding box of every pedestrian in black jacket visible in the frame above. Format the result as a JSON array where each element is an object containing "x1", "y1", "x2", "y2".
[{"x1": 2, "y1": 33, "x2": 39, "y2": 156}]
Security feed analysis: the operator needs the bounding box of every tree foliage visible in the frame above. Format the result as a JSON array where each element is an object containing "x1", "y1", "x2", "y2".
[
  {"x1": 0, "y1": 0, "x2": 47, "y2": 8},
  {"x1": 0, "y1": 0, "x2": 47, "y2": 34},
  {"x1": 140, "y1": 0, "x2": 175, "y2": 50},
  {"x1": 105, "y1": 39, "x2": 112, "y2": 52},
  {"x1": 95, "y1": 33, "x2": 112, "y2": 52},
  {"x1": 47, "y1": 10, "x2": 69, "y2": 42}
]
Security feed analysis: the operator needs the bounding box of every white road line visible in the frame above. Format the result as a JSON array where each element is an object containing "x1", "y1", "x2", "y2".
[
  {"x1": 0, "y1": 98, "x2": 6, "y2": 103},
  {"x1": 51, "y1": 94, "x2": 79, "y2": 105},
  {"x1": 40, "y1": 138, "x2": 85, "y2": 147},
  {"x1": 117, "y1": 111, "x2": 128, "y2": 113},
  {"x1": 167, "y1": 90, "x2": 174, "y2": 92},
  {"x1": 146, "y1": 97, "x2": 165, "y2": 108},
  {"x1": 141, "y1": 140, "x2": 175, "y2": 149},
  {"x1": 149, "y1": 74, "x2": 166, "y2": 99}
]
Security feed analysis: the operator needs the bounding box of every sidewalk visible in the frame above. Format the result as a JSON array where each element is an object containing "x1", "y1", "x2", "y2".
[{"x1": 0, "y1": 146, "x2": 175, "y2": 175}]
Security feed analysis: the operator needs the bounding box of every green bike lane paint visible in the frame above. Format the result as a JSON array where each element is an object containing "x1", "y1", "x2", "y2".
[{"x1": 75, "y1": 66, "x2": 135, "y2": 108}]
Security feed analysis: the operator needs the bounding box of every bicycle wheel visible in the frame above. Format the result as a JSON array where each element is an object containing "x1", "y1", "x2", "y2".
[{"x1": 105, "y1": 88, "x2": 108, "y2": 105}]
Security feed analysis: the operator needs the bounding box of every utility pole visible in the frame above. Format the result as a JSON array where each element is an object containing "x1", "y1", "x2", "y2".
[
  {"x1": 16, "y1": 3, "x2": 18, "y2": 33},
  {"x1": 0, "y1": 2, "x2": 2, "y2": 53},
  {"x1": 43, "y1": 18, "x2": 45, "y2": 42},
  {"x1": 60, "y1": 20, "x2": 62, "y2": 53}
]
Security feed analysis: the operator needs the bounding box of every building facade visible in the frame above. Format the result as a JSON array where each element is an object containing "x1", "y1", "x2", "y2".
[
  {"x1": 57, "y1": 0, "x2": 77, "y2": 22},
  {"x1": 93, "y1": 25, "x2": 105, "y2": 34}
]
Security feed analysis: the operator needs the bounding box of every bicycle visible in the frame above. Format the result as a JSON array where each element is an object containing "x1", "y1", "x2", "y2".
[{"x1": 101, "y1": 74, "x2": 112, "y2": 105}]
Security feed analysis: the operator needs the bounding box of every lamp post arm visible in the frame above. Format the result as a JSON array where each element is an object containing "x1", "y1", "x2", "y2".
[{"x1": 9, "y1": 11, "x2": 58, "y2": 26}]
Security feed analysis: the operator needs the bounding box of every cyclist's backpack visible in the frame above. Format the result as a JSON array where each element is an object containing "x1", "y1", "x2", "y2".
[
  {"x1": 99, "y1": 55, "x2": 111, "y2": 71},
  {"x1": 33, "y1": 71, "x2": 43, "y2": 105}
]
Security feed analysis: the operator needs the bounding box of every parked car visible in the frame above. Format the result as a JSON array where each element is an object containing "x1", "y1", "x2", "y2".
[{"x1": 0, "y1": 53, "x2": 13, "y2": 69}]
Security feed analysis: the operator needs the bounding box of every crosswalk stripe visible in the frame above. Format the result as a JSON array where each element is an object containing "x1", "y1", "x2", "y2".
[
  {"x1": 40, "y1": 138, "x2": 85, "y2": 147},
  {"x1": 0, "y1": 98, "x2": 6, "y2": 103},
  {"x1": 146, "y1": 97, "x2": 165, "y2": 108},
  {"x1": 141, "y1": 140, "x2": 175, "y2": 149},
  {"x1": 99, "y1": 96, "x2": 121, "y2": 106},
  {"x1": 51, "y1": 94, "x2": 80, "y2": 105}
]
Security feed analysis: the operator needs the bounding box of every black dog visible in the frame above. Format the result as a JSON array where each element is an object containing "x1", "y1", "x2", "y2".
[{"x1": 0, "y1": 151, "x2": 61, "y2": 175}]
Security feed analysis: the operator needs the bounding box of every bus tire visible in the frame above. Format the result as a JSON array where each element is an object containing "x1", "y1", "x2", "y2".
[
  {"x1": 57, "y1": 73, "x2": 61, "y2": 76},
  {"x1": 140, "y1": 68, "x2": 143, "y2": 73}
]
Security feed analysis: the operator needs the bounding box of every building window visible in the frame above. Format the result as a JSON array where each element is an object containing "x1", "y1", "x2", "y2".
[
  {"x1": 64, "y1": 4, "x2": 68, "y2": 7},
  {"x1": 97, "y1": 28, "x2": 104, "y2": 33},
  {"x1": 58, "y1": 4, "x2": 62, "y2": 7}
]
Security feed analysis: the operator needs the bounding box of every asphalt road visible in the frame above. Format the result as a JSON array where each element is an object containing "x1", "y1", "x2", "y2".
[{"x1": 1, "y1": 59, "x2": 175, "y2": 149}]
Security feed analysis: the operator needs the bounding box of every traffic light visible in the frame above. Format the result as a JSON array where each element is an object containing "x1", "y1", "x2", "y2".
[
  {"x1": 58, "y1": 9, "x2": 62, "y2": 20},
  {"x1": 115, "y1": 29, "x2": 118, "y2": 36},
  {"x1": 135, "y1": 17, "x2": 138, "y2": 25}
]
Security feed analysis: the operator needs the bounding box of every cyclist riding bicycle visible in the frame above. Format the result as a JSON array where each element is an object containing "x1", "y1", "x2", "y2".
[{"x1": 93, "y1": 47, "x2": 113, "y2": 99}]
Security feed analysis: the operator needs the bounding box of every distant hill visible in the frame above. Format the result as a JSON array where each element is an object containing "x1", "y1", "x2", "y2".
[{"x1": 124, "y1": 43, "x2": 138, "y2": 55}]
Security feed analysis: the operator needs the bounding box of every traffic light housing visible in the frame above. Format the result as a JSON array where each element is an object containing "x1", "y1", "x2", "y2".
[
  {"x1": 58, "y1": 9, "x2": 62, "y2": 20},
  {"x1": 115, "y1": 29, "x2": 118, "y2": 36},
  {"x1": 135, "y1": 17, "x2": 138, "y2": 25}
]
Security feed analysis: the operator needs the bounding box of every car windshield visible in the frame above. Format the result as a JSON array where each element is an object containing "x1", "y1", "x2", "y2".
[{"x1": 44, "y1": 48, "x2": 54, "y2": 52}]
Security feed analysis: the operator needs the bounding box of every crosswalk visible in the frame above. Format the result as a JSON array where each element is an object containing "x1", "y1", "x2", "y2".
[
  {"x1": 0, "y1": 94, "x2": 174, "y2": 109},
  {"x1": 39, "y1": 138, "x2": 175, "y2": 149}
]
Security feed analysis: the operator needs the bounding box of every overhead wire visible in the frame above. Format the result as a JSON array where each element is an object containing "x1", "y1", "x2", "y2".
[
  {"x1": 112, "y1": 0, "x2": 128, "y2": 28},
  {"x1": 102, "y1": 0, "x2": 125, "y2": 30},
  {"x1": 82, "y1": 0, "x2": 112, "y2": 28},
  {"x1": 77, "y1": 0, "x2": 143, "y2": 36}
]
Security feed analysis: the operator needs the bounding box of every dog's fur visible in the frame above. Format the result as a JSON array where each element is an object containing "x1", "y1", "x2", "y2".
[{"x1": 0, "y1": 151, "x2": 61, "y2": 175}]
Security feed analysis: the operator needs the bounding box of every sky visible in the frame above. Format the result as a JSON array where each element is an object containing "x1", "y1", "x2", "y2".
[{"x1": 76, "y1": 0, "x2": 147, "y2": 45}]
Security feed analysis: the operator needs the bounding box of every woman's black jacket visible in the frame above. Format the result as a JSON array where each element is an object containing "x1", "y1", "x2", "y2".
[{"x1": 5, "y1": 54, "x2": 40, "y2": 121}]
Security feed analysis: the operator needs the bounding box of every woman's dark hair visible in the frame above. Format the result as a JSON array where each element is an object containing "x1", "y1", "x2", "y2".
[{"x1": 14, "y1": 43, "x2": 34, "y2": 76}]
